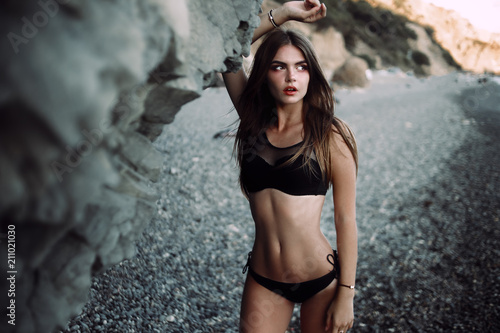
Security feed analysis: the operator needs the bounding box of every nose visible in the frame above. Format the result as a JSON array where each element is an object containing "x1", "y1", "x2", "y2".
[{"x1": 286, "y1": 69, "x2": 296, "y2": 82}]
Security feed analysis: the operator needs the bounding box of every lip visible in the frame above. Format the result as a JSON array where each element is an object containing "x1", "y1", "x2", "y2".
[{"x1": 283, "y1": 86, "x2": 298, "y2": 96}]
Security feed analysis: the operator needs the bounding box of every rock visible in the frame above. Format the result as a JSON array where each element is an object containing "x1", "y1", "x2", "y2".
[
  {"x1": 119, "y1": 132, "x2": 164, "y2": 182},
  {"x1": 333, "y1": 56, "x2": 371, "y2": 87},
  {"x1": 405, "y1": 22, "x2": 457, "y2": 76},
  {"x1": 31, "y1": 236, "x2": 95, "y2": 333},
  {"x1": 310, "y1": 26, "x2": 351, "y2": 80},
  {"x1": 143, "y1": 80, "x2": 201, "y2": 125},
  {"x1": 0, "y1": 0, "x2": 262, "y2": 332}
]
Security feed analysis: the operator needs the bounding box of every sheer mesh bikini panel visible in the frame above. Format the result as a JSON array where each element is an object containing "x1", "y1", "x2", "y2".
[{"x1": 255, "y1": 133, "x2": 316, "y2": 166}]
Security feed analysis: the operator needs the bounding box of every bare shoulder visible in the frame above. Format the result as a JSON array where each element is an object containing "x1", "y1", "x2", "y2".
[
  {"x1": 328, "y1": 119, "x2": 358, "y2": 187},
  {"x1": 329, "y1": 120, "x2": 356, "y2": 159}
]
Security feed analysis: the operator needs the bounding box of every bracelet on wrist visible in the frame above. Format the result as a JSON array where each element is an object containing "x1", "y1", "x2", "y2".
[
  {"x1": 268, "y1": 9, "x2": 279, "y2": 28},
  {"x1": 338, "y1": 283, "x2": 355, "y2": 290}
]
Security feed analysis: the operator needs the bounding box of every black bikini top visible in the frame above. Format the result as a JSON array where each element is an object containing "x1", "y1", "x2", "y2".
[{"x1": 240, "y1": 133, "x2": 329, "y2": 196}]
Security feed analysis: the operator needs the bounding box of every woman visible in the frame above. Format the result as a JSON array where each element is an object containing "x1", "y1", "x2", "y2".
[{"x1": 223, "y1": 1, "x2": 358, "y2": 332}]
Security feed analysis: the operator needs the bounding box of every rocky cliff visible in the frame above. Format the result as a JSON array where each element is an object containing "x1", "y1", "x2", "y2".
[
  {"x1": 0, "y1": 1, "x2": 261, "y2": 332},
  {"x1": 267, "y1": 0, "x2": 461, "y2": 85},
  {"x1": 361, "y1": 0, "x2": 500, "y2": 75},
  {"x1": 269, "y1": 0, "x2": 498, "y2": 86}
]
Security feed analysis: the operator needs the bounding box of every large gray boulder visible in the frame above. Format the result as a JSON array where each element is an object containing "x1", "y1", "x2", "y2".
[{"x1": 0, "y1": 0, "x2": 261, "y2": 332}]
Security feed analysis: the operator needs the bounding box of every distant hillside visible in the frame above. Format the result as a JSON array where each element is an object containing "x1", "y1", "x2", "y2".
[
  {"x1": 265, "y1": 0, "x2": 499, "y2": 82},
  {"x1": 365, "y1": 0, "x2": 500, "y2": 75}
]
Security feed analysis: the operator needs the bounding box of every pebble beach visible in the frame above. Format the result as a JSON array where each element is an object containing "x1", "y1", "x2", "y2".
[{"x1": 60, "y1": 71, "x2": 500, "y2": 333}]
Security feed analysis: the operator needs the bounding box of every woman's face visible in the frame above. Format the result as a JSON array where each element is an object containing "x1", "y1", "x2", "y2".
[{"x1": 267, "y1": 44, "x2": 310, "y2": 107}]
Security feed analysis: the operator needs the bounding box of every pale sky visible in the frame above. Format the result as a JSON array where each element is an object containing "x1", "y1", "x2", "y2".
[{"x1": 422, "y1": 0, "x2": 500, "y2": 33}]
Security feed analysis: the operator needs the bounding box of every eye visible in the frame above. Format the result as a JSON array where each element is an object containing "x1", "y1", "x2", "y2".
[
  {"x1": 297, "y1": 64, "x2": 308, "y2": 71},
  {"x1": 271, "y1": 65, "x2": 285, "y2": 71}
]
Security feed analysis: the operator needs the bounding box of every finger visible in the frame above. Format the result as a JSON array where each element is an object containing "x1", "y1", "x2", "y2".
[
  {"x1": 304, "y1": 0, "x2": 322, "y2": 11},
  {"x1": 305, "y1": 0, "x2": 321, "y2": 9},
  {"x1": 324, "y1": 315, "x2": 331, "y2": 331},
  {"x1": 303, "y1": 6, "x2": 323, "y2": 20},
  {"x1": 305, "y1": 3, "x2": 326, "y2": 21}
]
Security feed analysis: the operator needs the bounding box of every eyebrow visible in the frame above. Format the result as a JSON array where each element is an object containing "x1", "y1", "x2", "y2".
[{"x1": 270, "y1": 60, "x2": 307, "y2": 66}]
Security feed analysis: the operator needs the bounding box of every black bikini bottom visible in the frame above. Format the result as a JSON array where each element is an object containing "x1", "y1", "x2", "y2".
[{"x1": 242, "y1": 250, "x2": 340, "y2": 303}]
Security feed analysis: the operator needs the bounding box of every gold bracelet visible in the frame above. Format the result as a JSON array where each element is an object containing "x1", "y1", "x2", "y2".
[
  {"x1": 268, "y1": 9, "x2": 279, "y2": 28},
  {"x1": 339, "y1": 283, "x2": 355, "y2": 290}
]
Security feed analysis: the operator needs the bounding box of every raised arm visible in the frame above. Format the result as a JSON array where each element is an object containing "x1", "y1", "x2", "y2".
[{"x1": 222, "y1": 0, "x2": 327, "y2": 115}]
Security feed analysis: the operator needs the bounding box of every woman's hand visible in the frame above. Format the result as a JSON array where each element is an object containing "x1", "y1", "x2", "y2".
[
  {"x1": 282, "y1": 0, "x2": 327, "y2": 23},
  {"x1": 324, "y1": 288, "x2": 354, "y2": 332}
]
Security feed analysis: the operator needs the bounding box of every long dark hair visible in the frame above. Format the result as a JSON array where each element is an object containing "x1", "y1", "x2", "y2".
[{"x1": 235, "y1": 28, "x2": 357, "y2": 193}]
